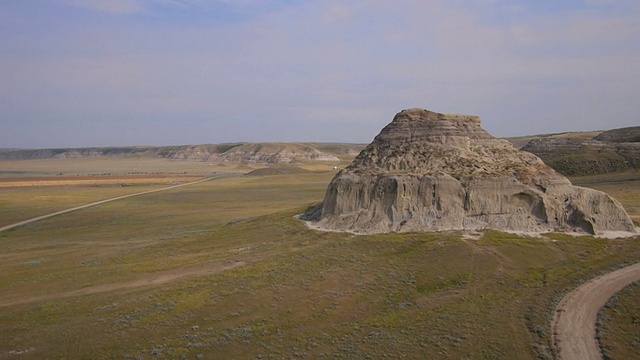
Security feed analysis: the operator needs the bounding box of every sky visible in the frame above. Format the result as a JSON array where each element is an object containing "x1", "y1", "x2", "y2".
[{"x1": 1, "y1": 0, "x2": 639, "y2": 149}]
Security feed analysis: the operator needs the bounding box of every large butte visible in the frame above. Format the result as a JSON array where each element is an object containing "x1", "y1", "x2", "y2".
[{"x1": 302, "y1": 108, "x2": 636, "y2": 236}]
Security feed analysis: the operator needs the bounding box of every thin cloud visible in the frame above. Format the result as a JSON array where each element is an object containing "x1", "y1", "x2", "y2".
[{"x1": 1, "y1": 0, "x2": 639, "y2": 148}]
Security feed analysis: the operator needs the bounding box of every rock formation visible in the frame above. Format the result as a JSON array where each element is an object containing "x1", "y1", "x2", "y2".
[
  {"x1": 213, "y1": 143, "x2": 340, "y2": 164},
  {"x1": 302, "y1": 108, "x2": 636, "y2": 235},
  {"x1": 0, "y1": 143, "x2": 341, "y2": 165}
]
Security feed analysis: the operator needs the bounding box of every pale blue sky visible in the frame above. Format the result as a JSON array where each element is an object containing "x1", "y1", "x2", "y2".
[{"x1": 1, "y1": 0, "x2": 639, "y2": 148}]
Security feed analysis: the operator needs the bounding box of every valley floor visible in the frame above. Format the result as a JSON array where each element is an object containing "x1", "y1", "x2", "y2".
[{"x1": 0, "y1": 161, "x2": 638, "y2": 359}]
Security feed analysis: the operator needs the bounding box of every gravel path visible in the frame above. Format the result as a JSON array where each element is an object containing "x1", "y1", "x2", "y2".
[{"x1": 552, "y1": 262, "x2": 640, "y2": 360}]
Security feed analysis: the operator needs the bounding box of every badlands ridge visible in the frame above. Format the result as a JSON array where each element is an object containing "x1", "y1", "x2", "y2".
[{"x1": 302, "y1": 108, "x2": 636, "y2": 236}]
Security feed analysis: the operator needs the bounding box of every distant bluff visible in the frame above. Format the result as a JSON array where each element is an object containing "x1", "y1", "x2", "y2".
[
  {"x1": 521, "y1": 127, "x2": 640, "y2": 176},
  {"x1": 302, "y1": 108, "x2": 636, "y2": 235},
  {"x1": 0, "y1": 143, "x2": 341, "y2": 165}
]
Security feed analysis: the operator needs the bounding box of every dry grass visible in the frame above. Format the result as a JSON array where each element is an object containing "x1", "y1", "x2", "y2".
[
  {"x1": 0, "y1": 175, "x2": 203, "y2": 188},
  {"x1": 505, "y1": 131, "x2": 603, "y2": 149},
  {"x1": 597, "y1": 282, "x2": 640, "y2": 360},
  {"x1": 0, "y1": 159, "x2": 639, "y2": 359},
  {"x1": 0, "y1": 184, "x2": 175, "y2": 227},
  {"x1": 0, "y1": 158, "x2": 219, "y2": 176}
]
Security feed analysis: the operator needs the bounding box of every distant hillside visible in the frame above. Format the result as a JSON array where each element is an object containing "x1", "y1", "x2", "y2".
[
  {"x1": 505, "y1": 131, "x2": 603, "y2": 149},
  {"x1": 4, "y1": 125, "x2": 638, "y2": 176},
  {"x1": 0, "y1": 143, "x2": 363, "y2": 165},
  {"x1": 245, "y1": 164, "x2": 309, "y2": 176},
  {"x1": 594, "y1": 126, "x2": 640, "y2": 143},
  {"x1": 519, "y1": 126, "x2": 640, "y2": 176}
]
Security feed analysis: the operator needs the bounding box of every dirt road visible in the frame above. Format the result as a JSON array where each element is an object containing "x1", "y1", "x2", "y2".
[
  {"x1": 0, "y1": 175, "x2": 248, "y2": 307},
  {"x1": 0, "y1": 176, "x2": 219, "y2": 233},
  {"x1": 552, "y1": 261, "x2": 640, "y2": 360}
]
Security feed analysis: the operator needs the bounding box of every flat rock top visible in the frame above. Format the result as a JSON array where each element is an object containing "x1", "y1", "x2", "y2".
[
  {"x1": 347, "y1": 108, "x2": 563, "y2": 186},
  {"x1": 305, "y1": 107, "x2": 636, "y2": 235},
  {"x1": 376, "y1": 108, "x2": 489, "y2": 141}
]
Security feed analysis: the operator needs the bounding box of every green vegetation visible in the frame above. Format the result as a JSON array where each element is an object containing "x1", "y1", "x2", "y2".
[
  {"x1": 0, "y1": 184, "x2": 169, "y2": 227},
  {"x1": 505, "y1": 131, "x2": 603, "y2": 149},
  {"x1": 0, "y1": 161, "x2": 639, "y2": 359},
  {"x1": 598, "y1": 282, "x2": 640, "y2": 360},
  {"x1": 216, "y1": 143, "x2": 244, "y2": 153},
  {"x1": 245, "y1": 164, "x2": 309, "y2": 176},
  {"x1": 544, "y1": 146, "x2": 628, "y2": 176}
]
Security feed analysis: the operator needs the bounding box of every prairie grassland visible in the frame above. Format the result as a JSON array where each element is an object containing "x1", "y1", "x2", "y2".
[
  {"x1": 0, "y1": 157, "x2": 226, "y2": 227},
  {"x1": 0, "y1": 184, "x2": 175, "y2": 227},
  {"x1": 0, "y1": 175, "x2": 203, "y2": 188},
  {"x1": 0, "y1": 158, "x2": 221, "y2": 177},
  {"x1": 0, "y1": 157, "x2": 347, "y2": 178},
  {"x1": 597, "y1": 281, "x2": 640, "y2": 359},
  {"x1": 0, "y1": 162, "x2": 639, "y2": 359}
]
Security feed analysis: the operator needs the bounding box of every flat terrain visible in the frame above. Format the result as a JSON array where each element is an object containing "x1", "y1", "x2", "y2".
[
  {"x1": 0, "y1": 175, "x2": 202, "y2": 188},
  {"x1": 0, "y1": 159, "x2": 639, "y2": 359},
  {"x1": 0, "y1": 177, "x2": 218, "y2": 233}
]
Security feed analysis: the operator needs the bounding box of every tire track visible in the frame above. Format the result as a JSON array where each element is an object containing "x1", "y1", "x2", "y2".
[{"x1": 0, "y1": 176, "x2": 219, "y2": 233}]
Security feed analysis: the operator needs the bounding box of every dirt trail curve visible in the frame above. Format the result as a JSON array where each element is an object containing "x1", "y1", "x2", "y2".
[
  {"x1": 0, "y1": 176, "x2": 220, "y2": 233},
  {"x1": 552, "y1": 261, "x2": 640, "y2": 360}
]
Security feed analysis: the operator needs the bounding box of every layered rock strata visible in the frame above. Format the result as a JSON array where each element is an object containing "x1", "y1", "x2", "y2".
[
  {"x1": 302, "y1": 108, "x2": 636, "y2": 235},
  {"x1": 0, "y1": 143, "x2": 341, "y2": 165}
]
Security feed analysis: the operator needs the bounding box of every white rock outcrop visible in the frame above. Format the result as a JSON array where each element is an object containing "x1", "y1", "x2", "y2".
[{"x1": 302, "y1": 108, "x2": 636, "y2": 235}]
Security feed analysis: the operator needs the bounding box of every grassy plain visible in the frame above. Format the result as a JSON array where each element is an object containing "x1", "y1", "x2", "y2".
[
  {"x1": 0, "y1": 158, "x2": 223, "y2": 178},
  {"x1": 0, "y1": 159, "x2": 639, "y2": 359},
  {"x1": 597, "y1": 281, "x2": 640, "y2": 360}
]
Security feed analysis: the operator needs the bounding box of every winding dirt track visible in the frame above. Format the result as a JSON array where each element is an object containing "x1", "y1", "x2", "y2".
[
  {"x1": 552, "y1": 261, "x2": 640, "y2": 360},
  {"x1": 0, "y1": 176, "x2": 218, "y2": 233}
]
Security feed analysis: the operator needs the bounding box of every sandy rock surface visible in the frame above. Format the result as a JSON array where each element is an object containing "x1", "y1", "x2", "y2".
[{"x1": 303, "y1": 108, "x2": 636, "y2": 235}]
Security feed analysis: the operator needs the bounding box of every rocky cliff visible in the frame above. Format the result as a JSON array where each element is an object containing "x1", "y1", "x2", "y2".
[
  {"x1": 160, "y1": 143, "x2": 340, "y2": 163},
  {"x1": 302, "y1": 108, "x2": 636, "y2": 235}
]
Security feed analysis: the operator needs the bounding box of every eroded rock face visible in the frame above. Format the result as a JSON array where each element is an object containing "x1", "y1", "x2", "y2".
[
  {"x1": 165, "y1": 143, "x2": 339, "y2": 164},
  {"x1": 302, "y1": 108, "x2": 636, "y2": 235}
]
